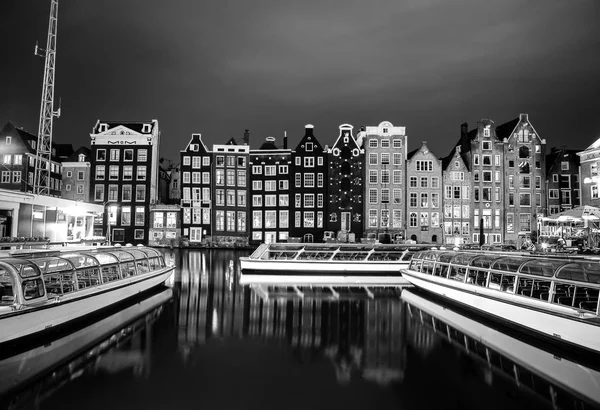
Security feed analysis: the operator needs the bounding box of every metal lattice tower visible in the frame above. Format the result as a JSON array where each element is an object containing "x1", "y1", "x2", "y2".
[{"x1": 33, "y1": 0, "x2": 60, "y2": 196}]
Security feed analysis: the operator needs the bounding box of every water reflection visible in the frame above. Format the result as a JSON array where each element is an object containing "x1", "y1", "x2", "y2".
[
  {"x1": 4, "y1": 249, "x2": 600, "y2": 409},
  {"x1": 402, "y1": 289, "x2": 600, "y2": 410},
  {"x1": 1, "y1": 286, "x2": 172, "y2": 409},
  {"x1": 174, "y1": 249, "x2": 406, "y2": 387}
]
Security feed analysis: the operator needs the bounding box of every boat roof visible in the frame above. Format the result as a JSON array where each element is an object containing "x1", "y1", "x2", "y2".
[
  {"x1": 0, "y1": 246, "x2": 163, "y2": 273},
  {"x1": 413, "y1": 250, "x2": 600, "y2": 284}
]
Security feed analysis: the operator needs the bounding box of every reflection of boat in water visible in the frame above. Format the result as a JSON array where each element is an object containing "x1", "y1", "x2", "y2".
[
  {"x1": 402, "y1": 289, "x2": 600, "y2": 408},
  {"x1": 401, "y1": 250, "x2": 600, "y2": 354},
  {"x1": 0, "y1": 286, "x2": 172, "y2": 402},
  {"x1": 0, "y1": 246, "x2": 175, "y2": 346},
  {"x1": 240, "y1": 242, "x2": 435, "y2": 286}
]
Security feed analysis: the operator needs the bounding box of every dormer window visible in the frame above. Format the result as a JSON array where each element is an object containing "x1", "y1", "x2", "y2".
[
  {"x1": 99, "y1": 123, "x2": 108, "y2": 132},
  {"x1": 78, "y1": 154, "x2": 86, "y2": 162},
  {"x1": 383, "y1": 128, "x2": 388, "y2": 134},
  {"x1": 344, "y1": 136, "x2": 349, "y2": 143},
  {"x1": 142, "y1": 124, "x2": 151, "y2": 133},
  {"x1": 306, "y1": 142, "x2": 313, "y2": 152},
  {"x1": 483, "y1": 128, "x2": 490, "y2": 137},
  {"x1": 5, "y1": 136, "x2": 11, "y2": 145}
]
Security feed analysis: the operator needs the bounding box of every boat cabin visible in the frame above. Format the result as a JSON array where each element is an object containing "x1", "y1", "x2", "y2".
[
  {"x1": 251, "y1": 243, "x2": 436, "y2": 263},
  {"x1": 408, "y1": 251, "x2": 600, "y2": 315},
  {"x1": 0, "y1": 247, "x2": 166, "y2": 310}
]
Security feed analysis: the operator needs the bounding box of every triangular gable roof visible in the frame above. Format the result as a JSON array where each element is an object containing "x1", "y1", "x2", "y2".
[
  {"x1": 443, "y1": 147, "x2": 470, "y2": 172},
  {"x1": 293, "y1": 125, "x2": 325, "y2": 153},
  {"x1": 181, "y1": 133, "x2": 210, "y2": 153},
  {"x1": 330, "y1": 124, "x2": 361, "y2": 151}
]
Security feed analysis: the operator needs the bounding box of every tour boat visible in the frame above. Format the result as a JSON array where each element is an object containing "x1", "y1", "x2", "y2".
[
  {"x1": 400, "y1": 250, "x2": 600, "y2": 354},
  {"x1": 0, "y1": 287, "x2": 172, "y2": 400},
  {"x1": 402, "y1": 289, "x2": 600, "y2": 408},
  {"x1": 239, "y1": 242, "x2": 436, "y2": 286},
  {"x1": 0, "y1": 245, "x2": 175, "y2": 346}
]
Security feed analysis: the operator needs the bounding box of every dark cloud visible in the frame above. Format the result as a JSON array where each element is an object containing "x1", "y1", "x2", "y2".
[{"x1": 1, "y1": 0, "x2": 599, "y2": 160}]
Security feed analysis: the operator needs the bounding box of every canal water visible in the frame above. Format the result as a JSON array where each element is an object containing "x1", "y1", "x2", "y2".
[{"x1": 2, "y1": 249, "x2": 599, "y2": 410}]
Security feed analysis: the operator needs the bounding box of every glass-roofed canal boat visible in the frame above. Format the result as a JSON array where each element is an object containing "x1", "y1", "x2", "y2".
[
  {"x1": 400, "y1": 250, "x2": 600, "y2": 354},
  {"x1": 0, "y1": 246, "x2": 174, "y2": 346},
  {"x1": 239, "y1": 242, "x2": 435, "y2": 286}
]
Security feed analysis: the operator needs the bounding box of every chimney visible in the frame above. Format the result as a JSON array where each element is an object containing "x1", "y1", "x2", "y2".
[
  {"x1": 460, "y1": 122, "x2": 469, "y2": 152},
  {"x1": 284, "y1": 131, "x2": 288, "y2": 149},
  {"x1": 243, "y1": 129, "x2": 250, "y2": 145},
  {"x1": 305, "y1": 124, "x2": 314, "y2": 137}
]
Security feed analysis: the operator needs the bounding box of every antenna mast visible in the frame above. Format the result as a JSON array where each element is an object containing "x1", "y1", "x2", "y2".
[{"x1": 33, "y1": 0, "x2": 60, "y2": 195}]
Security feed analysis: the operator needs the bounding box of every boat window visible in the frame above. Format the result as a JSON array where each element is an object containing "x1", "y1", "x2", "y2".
[
  {"x1": 488, "y1": 273, "x2": 515, "y2": 293},
  {"x1": 111, "y1": 251, "x2": 135, "y2": 262},
  {"x1": 553, "y1": 283, "x2": 599, "y2": 310},
  {"x1": 557, "y1": 263, "x2": 600, "y2": 284},
  {"x1": 469, "y1": 256, "x2": 496, "y2": 269},
  {"x1": 159, "y1": 256, "x2": 166, "y2": 268},
  {"x1": 120, "y1": 261, "x2": 137, "y2": 278},
  {"x1": 136, "y1": 257, "x2": 150, "y2": 273},
  {"x1": 77, "y1": 267, "x2": 101, "y2": 289},
  {"x1": 438, "y1": 253, "x2": 455, "y2": 263},
  {"x1": 450, "y1": 253, "x2": 477, "y2": 266},
  {"x1": 516, "y1": 278, "x2": 551, "y2": 300},
  {"x1": 422, "y1": 261, "x2": 434, "y2": 275},
  {"x1": 467, "y1": 269, "x2": 488, "y2": 286},
  {"x1": 101, "y1": 265, "x2": 121, "y2": 283},
  {"x1": 22, "y1": 278, "x2": 45, "y2": 300},
  {"x1": 44, "y1": 272, "x2": 76, "y2": 296},
  {"x1": 401, "y1": 251, "x2": 419, "y2": 261},
  {"x1": 90, "y1": 252, "x2": 119, "y2": 265},
  {"x1": 432, "y1": 263, "x2": 449, "y2": 278},
  {"x1": 148, "y1": 257, "x2": 159, "y2": 271},
  {"x1": 61, "y1": 254, "x2": 99, "y2": 269},
  {"x1": 32, "y1": 257, "x2": 74, "y2": 275},
  {"x1": 127, "y1": 249, "x2": 147, "y2": 260},
  {"x1": 448, "y1": 265, "x2": 467, "y2": 282},
  {"x1": 490, "y1": 258, "x2": 524, "y2": 272},
  {"x1": 519, "y1": 260, "x2": 562, "y2": 277},
  {"x1": 422, "y1": 252, "x2": 439, "y2": 261},
  {"x1": 409, "y1": 259, "x2": 421, "y2": 271},
  {"x1": 0, "y1": 268, "x2": 15, "y2": 306}
]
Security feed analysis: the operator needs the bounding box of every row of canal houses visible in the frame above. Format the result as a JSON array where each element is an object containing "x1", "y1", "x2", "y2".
[
  {"x1": 0, "y1": 114, "x2": 589, "y2": 248},
  {"x1": 176, "y1": 114, "x2": 582, "y2": 248}
]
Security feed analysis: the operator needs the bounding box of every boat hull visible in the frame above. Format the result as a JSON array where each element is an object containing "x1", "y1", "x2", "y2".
[
  {"x1": 401, "y1": 269, "x2": 600, "y2": 353},
  {"x1": 0, "y1": 267, "x2": 174, "y2": 345},
  {"x1": 239, "y1": 257, "x2": 410, "y2": 274},
  {"x1": 239, "y1": 272, "x2": 410, "y2": 286}
]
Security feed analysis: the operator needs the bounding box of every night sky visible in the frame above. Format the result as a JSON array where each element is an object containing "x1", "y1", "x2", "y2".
[{"x1": 2, "y1": 0, "x2": 599, "y2": 163}]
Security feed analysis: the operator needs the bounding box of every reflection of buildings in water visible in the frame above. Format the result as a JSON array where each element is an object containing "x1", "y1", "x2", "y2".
[
  {"x1": 175, "y1": 251, "x2": 409, "y2": 386},
  {"x1": 249, "y1": 292, "x2": 407, "y2": 386},
  {"x1": 405, "y1": 306, "x2": 439, "y2": 358},
  {"x1": 177, "y1": 250, "x2": 246, "y2": 353},
  {"x1": 362, "y1": 299, "x2": 405, "y2": 385}
]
